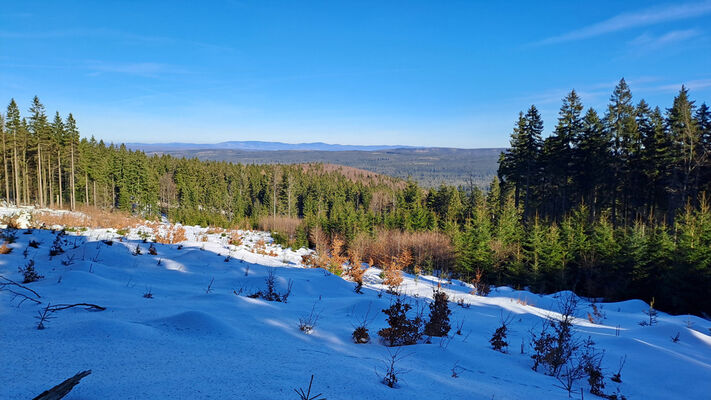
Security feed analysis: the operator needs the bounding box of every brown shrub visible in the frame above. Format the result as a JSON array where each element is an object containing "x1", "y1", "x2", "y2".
[
  {"x1": 0, "y1": 242, "x2": 12, "y2": 254},
  {"x1": 327, "y1": 236, "x2": 347, "y2": 275},
  {"x1": 155, "y1": 225, "x2": 187, "y2": 244},
  {"x1": 229, "y1": 231, "x2": 243, "y2": 246},
  {"x1": 1, "y1": 215, "x2": 22, "y2": 229},
  {"x1": 258, "y1": 216, "x2": 301, "y2": 239},
  {"x1": 32, "y1": 206, "x2": 143, "y2": 230},
  {"x1": 362, "y1": 229, "x2": 454, "y2": 275}
]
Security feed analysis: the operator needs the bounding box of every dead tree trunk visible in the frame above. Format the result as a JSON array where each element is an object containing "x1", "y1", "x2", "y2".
[{"x1": 33, "y1": 370, "x2": 92, "y2": 400}]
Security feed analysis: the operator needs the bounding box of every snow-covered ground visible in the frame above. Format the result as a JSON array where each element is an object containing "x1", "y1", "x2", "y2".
[{"x1": 1, "y1": 207, "x2": 710, "y2": 399}]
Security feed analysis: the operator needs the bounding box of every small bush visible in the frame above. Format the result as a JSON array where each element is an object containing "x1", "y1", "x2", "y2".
[
  {"x1": 19, "y1": 260, "x2": 43, "y2": 283},
  {"x1": 378, "y1": 297, "x2": 423, "y2": 346},
  {"x1": 379, "y1": 348, "x2": 408, "y2": 388},
  {"x1": 423, "y1": 289, "x2": 451, "y2": 337},
  {"x1": 49, "y1": 232, "x2": 66, "y2": 257},
  {"x1": 530, "y1": 294, "x2": 579, "y2": 377},
  {"x1": 353, "y1": 325, "x2": 370, "y2": 343},
  {"x1": 148, "y1": 243, "x2": 158, "y2": 255},
  {"x1": 246, "y1": 269, "x2": 293, "y2": 303},
  {"x1": 298, "y1": 303, "x2": 321, "y2": 334},
  {"x1": 490, "y1": 314, "x2": 513, "y2": 352},
  {"x1": 0, "y1": 242, "x2": 12, "y2": 254}
]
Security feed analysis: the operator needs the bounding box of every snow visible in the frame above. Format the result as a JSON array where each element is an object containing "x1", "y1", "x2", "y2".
[{"x1": 1, "y1": 206, "x2": 710, "y2": 399}]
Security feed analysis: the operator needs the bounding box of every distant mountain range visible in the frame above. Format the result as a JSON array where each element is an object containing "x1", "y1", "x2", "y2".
[
  {"x1": 127, "y1": 141, "x2": 505, "y2": 188},
  {"x1": 125, "y1": 141, "x2": 419, "y2": 152}
]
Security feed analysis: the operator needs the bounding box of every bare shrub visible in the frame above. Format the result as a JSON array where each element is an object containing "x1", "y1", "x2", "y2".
[
  {"x1": 293, "y1": 375, "x2": 325, "y2": 400},
  {"x1": 378, "y1": 348, "x2": 409, "y2": 388},
  {"x1": 611, "y1": 355, "x2": 626, "y2": 383},
  {"x1": 0, "y1": 242, "x2": 11, "y2": 254},
  {"x1": 36, "y1": 303, "x2": 54, "y2": 330},
  {"x1": 352, "y1": 304, "x2": 374, "y2": 344},
  {"x1": 148, "y1": 243, "x2": 158, "y2": 256},
  {"x1": 298, "y1": 302, "x2": 321, "y2": 334}
]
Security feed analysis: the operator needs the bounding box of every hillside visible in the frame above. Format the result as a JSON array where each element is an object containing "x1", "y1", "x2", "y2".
[
  {"x1": 125, "y1": 141, "x2": 418, "y2": 152},
  {"x1": 137, "y1": 147, "x2": 503, "y2": 188},
  {"x1": 1, "y1": 207, "x2": 709, "y2": 399}
]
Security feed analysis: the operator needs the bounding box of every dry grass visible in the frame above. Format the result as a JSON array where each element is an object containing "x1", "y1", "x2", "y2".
[{"x1": 32, "y1": 206, "x2": 144, "y2": 230}]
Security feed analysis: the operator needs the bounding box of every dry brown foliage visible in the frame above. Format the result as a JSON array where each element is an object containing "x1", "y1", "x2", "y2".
[
  {"x1": 345, "y1": 233, "x2": 368, "y2": 284},
  {"x1": 252, "y1": 239, "x2": 277, "y2": 256},
  {"x1": 229, "y1": 231, "x2": 243, "y2": 246},
  {"x1": 327, "y1": 236, "x2": 347, "y2": 275},
  {"x1": 0, "y1": 242, "x2": 12, "y2": 254},
  {"x1": 32, "y1": 206, "x2": 144, "y2": 230},
  {"x1": 470, "y1": 268, "x2": 491, "y2": 296},
  {"x1": 258, "y1": 216, "x2": 301, "y2": 239},
  {"x1": 382, "y1": 250, "x2": 411, "y2": 290},
  {"x1": 206, "y1": 227, "x2": 224, "y2": 235},
  {"x1": 154, "y1": 225, "x2": 187, "y2": 244},
  {"x1": 0, "y1": 215, "x2": 22, "y2": 229},
  {"x1": 362, "y1": 229, "x2": 454, "y2": 274}
]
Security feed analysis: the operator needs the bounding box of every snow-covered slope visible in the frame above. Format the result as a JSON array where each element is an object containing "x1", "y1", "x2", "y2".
[{"x1": 1, "y1": 208, "x2": 710, "y2": 399}]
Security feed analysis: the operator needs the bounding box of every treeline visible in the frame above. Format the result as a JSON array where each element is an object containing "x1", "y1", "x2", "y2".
[
  {"x1": 499, "y1": 79, "x2": 711, "y2": 224},
  {"x1": 1, "y1": 82, "x2": 709, "y2": 315}
]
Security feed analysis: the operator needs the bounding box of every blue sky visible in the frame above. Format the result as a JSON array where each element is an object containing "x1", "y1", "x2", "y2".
[{"x1": 1, "y1": 1, "x2": 710, "y2": 148}]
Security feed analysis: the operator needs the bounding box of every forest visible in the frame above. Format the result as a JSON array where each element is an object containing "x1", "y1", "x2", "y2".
[{"x1": 1, "y1": 78, "x2": 709, "y2": 315}]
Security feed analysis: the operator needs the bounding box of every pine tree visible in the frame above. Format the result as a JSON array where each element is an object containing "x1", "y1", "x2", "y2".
[
  {"x1": 65, "y1": 113, "x2": 79, "y2": 210},
  {"x1": 667, "y1": 86, "x2": 699, "y2": 209},
  {"x1": 574, "y1": 108, "x2": 609, "y2": 218},
  {"x1": 499, "y1": 107, "x2": 543, "y2": 220},
  {"x1": 6, "y1": 100, "x2": 22, "y2": 204}
]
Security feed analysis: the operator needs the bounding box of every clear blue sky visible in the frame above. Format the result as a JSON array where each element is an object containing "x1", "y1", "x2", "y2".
[{"x1": 1, "y1": 1, "x2": 710, "y2": 148}]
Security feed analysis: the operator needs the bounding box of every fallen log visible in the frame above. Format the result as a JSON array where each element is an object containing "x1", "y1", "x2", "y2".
[{"x1": 33, "y1": 370, "x2": 92, "y2": 400}]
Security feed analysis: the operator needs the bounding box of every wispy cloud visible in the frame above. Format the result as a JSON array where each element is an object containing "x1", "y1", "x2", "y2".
[
  {"x1": 644, "y1": 78, "x2": 711, "y2": 93},
  {"x1": 536, "y1": 1, "x2": 711, "y2": 45},
  {"x1": 0, "y1": 28, "x2": 233, "y2": 52},
  {"x1": 629, "y1": 29, "x2": 702, "y2": 51},
  {"x1": 85, "y1": 61, "x2": 190, "y2": 78}
]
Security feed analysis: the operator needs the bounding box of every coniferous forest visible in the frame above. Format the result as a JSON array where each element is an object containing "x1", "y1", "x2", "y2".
[{"x1": 1, "y1": 78, "x2": 710, "y2": 315}]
